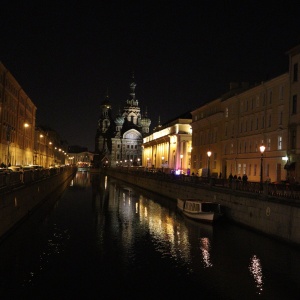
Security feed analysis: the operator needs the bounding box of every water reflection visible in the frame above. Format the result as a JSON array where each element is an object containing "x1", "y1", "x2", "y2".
[
  {"x1": 0, "y1": 172, "x2": 299, "y2": 299},
  {"x1": 91, "y1": 173, "x2": 216, "y2": 277},
  {"x1": 249, "y1": 254, "x2": 264, "y2": 294},
  {"x1": 200, "y1": 237, "x2": 213, "y2": 268}
]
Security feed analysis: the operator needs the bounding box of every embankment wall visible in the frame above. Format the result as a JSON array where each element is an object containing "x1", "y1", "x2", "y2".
[
  {"x1": 105, "y1": 168, "x2": 300, "y2": 247},
  {"x1": 0, "y1": 167, "x2": 76, "y2": 240}
]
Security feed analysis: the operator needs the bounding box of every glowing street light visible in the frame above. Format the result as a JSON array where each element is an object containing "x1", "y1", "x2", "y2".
[
  {"x1": 207, "y1": 150, "x2": 212, "y2": 178},
  {"x1": 260, "y1": 144, "x2": 266, "y2": 191}
]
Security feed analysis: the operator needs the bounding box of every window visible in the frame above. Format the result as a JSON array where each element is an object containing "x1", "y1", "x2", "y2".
[
  {"x1": 230, "y1": 143, "x2": 234, "y2": 154},
  {"x1": 291, "y1": 129, "x2": 296, "y2": 149},
  {"x1": 293, "y1": 63, "x2": 298, "y2": 82},
  {"x1": 256, "y1": 96, "x2": 259, "y2": 107},
  {"x1": 249, "y1": 164, "x2": 252, "y2": 176},
  {"x1": 268, "y1": 114, "x2": 272, "y2": 127},
  {"x1": 254, "y1": 164, "x2": 257, "y2": 176},
  {"x1": 278, "y1": 136, "x2": 282, "y2": 150},
  {"x1": 279, "y1": 110, "x2": 283, "y2": 125},
  {"x1": 261, "y1": 115, "x2": 265, "y2": 129},
  {"x1": 213, "y1": 153, "x2": 217, "y2": 169},
  {"x1": 269, "y1": 91, "x2": 272, "y2": 104},
  {"x1": 243, "y1": 164, "x2": 246, "y2": 175},
  {"x1": 225, "y1": 107, "x2": 229, "y2": 117},
  {"x1": 267, "y1": 138, "x2": 271, "y2": 151},
  {"x1": 238, "y1": 163, "x2": 241, "y2": 175},
  {"x1": 279, "y1": 86, "x2": 284, "y2": 101},
  {"x1": 292, "y1": 95, "x2": 297, "y2": 114}
]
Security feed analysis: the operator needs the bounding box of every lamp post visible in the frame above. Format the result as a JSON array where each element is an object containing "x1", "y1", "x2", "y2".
[
  {"x1": 23, "y1": 123, "x2": 29, "y2": 165},
  {"x1": 260, "y1": 144, "x2": 265, "y2": 191},
  {"x1": 207, "y1": 150, "x2": 212, "y2": 178},
  {"x1": 180, "y1": 154, "x2": 183, "y2": 173}
]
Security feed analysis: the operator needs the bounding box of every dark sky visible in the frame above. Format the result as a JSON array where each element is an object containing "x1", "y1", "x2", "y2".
[{"x1": 1, "y1": 1, "x2": 299, "y2": 151}]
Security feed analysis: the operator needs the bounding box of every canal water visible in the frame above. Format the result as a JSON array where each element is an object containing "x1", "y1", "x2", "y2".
[{"x1": 0, "y1": 171, "x2": 300, "y2": 299}]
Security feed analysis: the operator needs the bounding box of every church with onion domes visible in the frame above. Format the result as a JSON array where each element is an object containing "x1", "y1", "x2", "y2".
[{"x1": 94, "y1": 74, "x2": 151, "y2": 167}]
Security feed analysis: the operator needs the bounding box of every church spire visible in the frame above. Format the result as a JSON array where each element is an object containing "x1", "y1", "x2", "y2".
[{"x1": 129, "y1": 72, "x2": 136, "y2": 101}]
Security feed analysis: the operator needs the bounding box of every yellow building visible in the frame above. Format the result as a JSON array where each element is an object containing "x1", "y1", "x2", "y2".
[
  {"x1": 0, "y1": 62, "x2": 36, "y2": 166},
  {"x1": 191, "y1": 44, "x2": 300, "y2": 183},
  {"x1": 142, "y1": 112, "x2": 192, "y2": 174}
]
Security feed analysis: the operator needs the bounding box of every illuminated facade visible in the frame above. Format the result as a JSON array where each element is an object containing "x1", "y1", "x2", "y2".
[
  {"x1": 191, "y1": 45, "x2": 300, "y2": 182},
  {"x1": 0, "y1": 62, "x2": 36, "y2": 166},
  {"x1": 35, "y1": 126, "x2": 68, "y2": 167},
  {"x1": 95, "y1": 74, "x2": 151, "y2": 167},
  {"x1": 142, "y1": 112, "x2": 192, "y2": 174}
]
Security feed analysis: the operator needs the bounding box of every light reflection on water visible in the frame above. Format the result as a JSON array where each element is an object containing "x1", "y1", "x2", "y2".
[
  {"x1": 0, "y1": 172, "x2": 299, "y2": 299},
  {"x1": 249, "y1": 254, "x2": 264, "y2": 295}
]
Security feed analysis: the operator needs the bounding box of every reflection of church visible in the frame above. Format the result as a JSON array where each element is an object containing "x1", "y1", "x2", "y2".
[{"x1": 94, "y1": 74, "x2": 151, "y2": 167}]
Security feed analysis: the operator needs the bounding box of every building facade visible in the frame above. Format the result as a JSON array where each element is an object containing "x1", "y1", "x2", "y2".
[
  {"x1": 191, "y1": 45, "x2": 300, "y2": 183},
  {"x1": 0, "y1": 62, "x2": 69, "y2": 168},
  {"x1": 142, "y1": 112, "x2": 192, "y2": 174},
  {"x1": 0, "y1": 62, "x2": 36, "y2": 166},
  {"x1": 95, "y1": 75, "x2": 151, "y2": 167}
]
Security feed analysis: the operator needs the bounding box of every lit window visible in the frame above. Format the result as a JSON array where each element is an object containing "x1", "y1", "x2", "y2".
[{"x1": 278, "y1": 136, "x2": 282, "y2": 150}]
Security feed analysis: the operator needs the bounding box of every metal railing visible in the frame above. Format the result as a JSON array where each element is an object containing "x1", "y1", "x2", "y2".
[{"x1": 0, "y1": 166, "x2": 74, "y2": 193}]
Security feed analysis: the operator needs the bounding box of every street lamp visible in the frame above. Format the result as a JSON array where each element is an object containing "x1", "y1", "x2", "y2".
[
  {"x1": 260, "y1": 144, "x2": 266, "y2": 191},
  {"x1": 180, "y1": 154, "x2": 183, "y2": 173},
  {"x1": 23, "y1": 123, "x2": 29, "y2": 165},
  {"x1": 207, "y1": 150, "x2": 212, "y2": 178}
]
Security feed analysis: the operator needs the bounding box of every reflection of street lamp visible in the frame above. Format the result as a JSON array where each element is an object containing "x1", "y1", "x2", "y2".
[
  {"x1": 130, "y1": 159, "x2": 132, "y2": 167},
  {"x1": 180, "y1": 154, "x2": 183, "y2": 173},
  {"x1": 260, "y1": 144, "x2": 265, "y2": 190},
  {"x1": 207, "y1": 150, "x2": 212, "y2": 178},
  {"x1": 137, "y1": 158, "x2": 140, "y2": 166}
]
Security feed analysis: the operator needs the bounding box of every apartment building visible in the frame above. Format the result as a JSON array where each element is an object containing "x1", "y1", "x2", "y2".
[
  {"x1": 0, "y1": 62, "x2": 36, "y2": 166},
  {"x1": 191, "y1": 45, "x2": 300, "y2": 183}
]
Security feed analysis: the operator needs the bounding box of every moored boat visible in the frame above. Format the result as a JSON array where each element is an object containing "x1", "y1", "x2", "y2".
[{"x1": 177, "y1": 198, "x2": 222, "y2": 223}]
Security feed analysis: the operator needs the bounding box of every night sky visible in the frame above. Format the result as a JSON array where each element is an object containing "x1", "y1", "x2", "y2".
[{"x1": 1, "y1": 1, "x2": 299, "y2": 151}]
